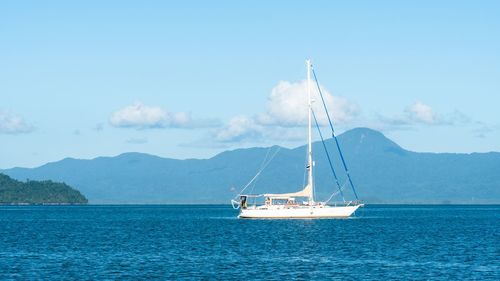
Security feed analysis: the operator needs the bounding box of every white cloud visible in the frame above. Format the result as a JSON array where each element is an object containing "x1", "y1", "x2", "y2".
[
  {"x1": 213, "y1": 80, "x2": 359, "y2": 143},
  {"x1": 213, "y1": 91, "x2": 476, "y2": 145},
  {"x1": 377, "y1": 101, "x2": 472, "y2": 130},
  {"x1": 110, "y1": 102, "x2": 180, "y2": 129},
  {"x1": 406, "y1": 101, "x2": 436, "y2": 124},
  {"x1": 0, "y1": 110, "x2": 34, "y2": 134},
  {"x1": 109, "y1": 102, "x2": 218, "y2": 129},
  {"x1": 214, "y1": 116, "x2": 262, "y2": 142},
  {"x1": 213, "y1": 115, "x2": 308, "y2": 143},
  {"x1": 258, "y1": 80, "x2": 359, "y2": 127}
]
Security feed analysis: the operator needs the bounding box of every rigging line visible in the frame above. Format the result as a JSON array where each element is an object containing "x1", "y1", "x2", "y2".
[
  {"x1": 248, "y1": 147, "x2": 272, "y2": 195},
  {"x1": 324, "y1": 181, "x2": 349, "y2": 204},
  {"x1": 311, "y1": 66, "x2": 359, "y2": 200},
  {"x1": 247, "y1": 179, "x2": 257, "y2": 196},
  {"x1": 260, "y1": 146, "x2": 272, "y2": 170},
  {"x1": 262, "y1": 146, "x2": 280, "y2": 172},
  {"x1": 236, "y1": 146, "x2": 281, "y2": 197},
  {"x1": 311, "y1": 109, "x2": 345, "y2": 202}
]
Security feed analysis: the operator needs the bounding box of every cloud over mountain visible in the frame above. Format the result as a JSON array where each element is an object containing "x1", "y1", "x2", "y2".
[
  {"x1": 214, "y1": 116, "x2": 262, "y2": 142},
  {"x1": 377, "y1": 101, "x2": 472, "y2": 130},
  {"x1": 407, "y1": 101, "x2": 436, "y2": 124},
  {"x1": 214, "y1": 80, "x2": 359, "y2": 142},
  {"x1": 258, "y1": 80, "x2": 359, "y2": 127},
  {"x1": 0, "y1": 110, "x2": 34, "y2": 134},
  {"x1": 110, "y1": 102, "x2": 219, "y2": 129}
]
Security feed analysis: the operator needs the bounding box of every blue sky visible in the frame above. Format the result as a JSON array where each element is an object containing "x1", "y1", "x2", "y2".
[{"x1": 1, "y1": 0, "x2": 499, "y2": 168}]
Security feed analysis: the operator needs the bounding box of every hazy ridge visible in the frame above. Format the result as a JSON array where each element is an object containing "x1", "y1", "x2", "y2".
[{"x1": 2, "y1": 128, "x2": 499, "y2": 204}]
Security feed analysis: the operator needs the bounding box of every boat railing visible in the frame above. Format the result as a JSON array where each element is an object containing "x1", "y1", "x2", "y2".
[
  {"x1": 236, "y1": 194, "x2": 364, "y2": 209},
  {"x1": 330, "y1": 200, "x2": 364, "y2": 207}
]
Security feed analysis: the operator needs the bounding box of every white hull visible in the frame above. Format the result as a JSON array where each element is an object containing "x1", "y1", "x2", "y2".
[{"x1": 239, "y1": 204, "x2": 361, "y2": 219}]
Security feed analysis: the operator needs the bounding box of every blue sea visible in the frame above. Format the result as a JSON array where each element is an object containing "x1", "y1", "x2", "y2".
[{"x1": 0, "y1": 205, "x2": 498, "y2": 280}]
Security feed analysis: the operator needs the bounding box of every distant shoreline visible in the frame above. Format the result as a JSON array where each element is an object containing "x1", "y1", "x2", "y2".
[
  {"x1": 2, "y1": 203, "x2": 499, "y2": 206},
  {"x1": 0, "y1": 203, "x2": 88, "y2": 206}
]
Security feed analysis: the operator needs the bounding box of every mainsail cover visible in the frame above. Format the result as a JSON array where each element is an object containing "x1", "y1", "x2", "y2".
[{"x1": 263, "y1": 183, "x2": 313, "y2": 198}]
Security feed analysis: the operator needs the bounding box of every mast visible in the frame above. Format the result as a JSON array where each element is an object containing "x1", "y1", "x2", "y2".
[{"x1": 306, "y1": 59, "x2": 314, "y2": 204}]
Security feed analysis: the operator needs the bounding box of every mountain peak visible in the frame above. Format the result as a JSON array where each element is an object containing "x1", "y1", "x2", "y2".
[
  {"x1": 338, "y1": 127, "x2": 405, "y2": 155},
  {"x1": 341, "y1": 127, "x2": 388, "y2": 139}
]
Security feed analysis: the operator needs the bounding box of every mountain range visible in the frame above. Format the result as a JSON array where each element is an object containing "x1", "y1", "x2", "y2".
[{"x1": 2, "y1": 128, "x2": 499, "y2": 204}]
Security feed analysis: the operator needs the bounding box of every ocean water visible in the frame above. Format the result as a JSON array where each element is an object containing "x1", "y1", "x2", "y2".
[{"x1": 0, "y1": 205, "x2": 498, "y2": 280}]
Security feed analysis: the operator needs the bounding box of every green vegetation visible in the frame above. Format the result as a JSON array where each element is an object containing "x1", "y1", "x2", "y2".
[{"x1": 0, "y1": 173, "x2": 87, "y2": 204}]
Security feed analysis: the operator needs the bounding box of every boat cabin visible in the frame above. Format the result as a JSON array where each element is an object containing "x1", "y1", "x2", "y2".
[{"x1": 239, "y1": 194, "x2": 313, "y2": 209}]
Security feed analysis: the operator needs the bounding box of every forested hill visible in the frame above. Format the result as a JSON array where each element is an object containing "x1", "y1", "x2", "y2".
[{"x1": 0, "y1": 173, "x2": 88, "y2": 204}]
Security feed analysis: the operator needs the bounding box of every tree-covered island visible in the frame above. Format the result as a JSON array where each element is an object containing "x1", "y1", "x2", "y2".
[{"x1": 0, "y1": 173, "x2": 88, "y2": 204}]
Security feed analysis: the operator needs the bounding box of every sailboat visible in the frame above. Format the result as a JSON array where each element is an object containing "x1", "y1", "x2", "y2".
[{"x1": 232, "y1": 60, "x2": 363, "y2": 219}]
